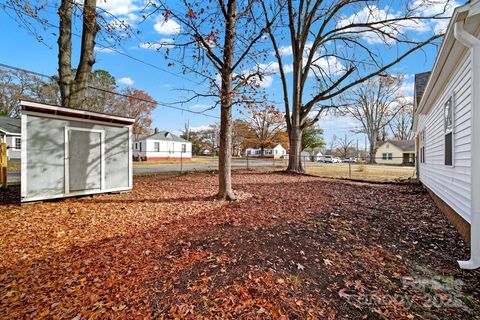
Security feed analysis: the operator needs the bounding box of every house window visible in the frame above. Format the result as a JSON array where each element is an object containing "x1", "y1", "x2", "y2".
[
  {"x1": 382, "y1": 153, "x2": 392, "y2": 160},
  {"x1": 139, "y1": 142, "x2": 142, "y2": 152},
  {"x1": 15, "y1": 137, "x2": 21, "y2": 150},
  {"x1": 182, "y1": 144, "x2": 186, "y2": 153},
  {"x1": 154, "y1": 142, "x2": 160, "y2": 152},
  {"x1": 420, "y1": 130, "x2": 426, "y2": 164},
  {"x1": 135, "y1": 142, "x2": 138, "y2": 150},
  {"x1": 444, "y1": 97, "x2": 454, "y2": 166}
]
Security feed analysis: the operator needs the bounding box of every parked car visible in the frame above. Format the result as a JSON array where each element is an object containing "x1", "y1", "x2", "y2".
[
  {"x1": 319, "y1": 155, "x2": 337, "y2": 163},
  {"x1": 343, "y1": 157, "x2": 356, "y2": 163},
  {"x1": 335, "y1": 157, "x2": 343, "y2": 163}
]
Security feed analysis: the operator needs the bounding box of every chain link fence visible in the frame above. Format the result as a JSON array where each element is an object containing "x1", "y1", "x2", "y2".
[{"x1": 133, "y1": 155, "x2": 416, "y2": 182}]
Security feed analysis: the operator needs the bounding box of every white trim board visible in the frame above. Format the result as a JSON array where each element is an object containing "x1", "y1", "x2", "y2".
[
  {"x1": 21, "y1": 111, "x2": 131, "y2": 128},
  {"x1": 22, "y1": 186, "x2": 132, "y2": 203},
  {"x1": 21, "y1": 114, "x2": 27, "y2": 199},
  {"x1": 20, "y1": 100, "x2": 135, "y2": 124}
]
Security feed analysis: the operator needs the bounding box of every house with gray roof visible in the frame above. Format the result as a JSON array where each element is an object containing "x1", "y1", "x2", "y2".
[
  {"x1": 133, "y1": 129, "x2": 192, "y2": 161},
  {"x1": 0, "y1": 116, "x2": 21, "y2": 160}
]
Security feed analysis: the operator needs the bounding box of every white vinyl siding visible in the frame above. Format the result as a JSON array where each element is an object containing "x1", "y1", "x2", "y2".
[{"x1": 418, "y1": 50, "x2": 472, "y2": 223}]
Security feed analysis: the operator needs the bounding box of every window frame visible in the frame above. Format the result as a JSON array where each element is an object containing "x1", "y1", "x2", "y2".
[
  {"x1": 420, "y1": 130, "x2": 426, "y2": 164},
  {"x1": 182, "y1": 144, "x2": 186, "y2": 153},
  {"x1": 14, "y1": 137, "x2": 21, "y2": 150},
  {"x1": 444, "y1": 96, "x2": 455, "y2": 167},
  {"x1": 154, "y1": 141, "x2": 160, "y2": 152}
]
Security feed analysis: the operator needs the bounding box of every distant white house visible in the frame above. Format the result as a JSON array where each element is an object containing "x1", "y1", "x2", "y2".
[
  {"x1": 133, "y1": 130, "x2": 192, "y2": 161},
  {"x1": 0, "y1": 116, "x2": 21, "y2": 160},
  {"x1": 301, "y1": 150, "x2": 323, "y2": 161},
  {"x1": 245, "y1": 144, "x2": 286, "y2": 159},
  {"x1": 413, "y1": 1, "x2": 480, "y2": 269}
]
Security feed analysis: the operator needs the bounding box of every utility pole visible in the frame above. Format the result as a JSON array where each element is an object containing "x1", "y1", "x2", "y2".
[{"x1": 356, "y1": 139, "x2": 359, "y2": 159}]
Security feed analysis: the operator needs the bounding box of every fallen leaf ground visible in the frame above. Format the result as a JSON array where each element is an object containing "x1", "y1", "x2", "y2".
[{"x1": 0, "y1": 170, "x2": 479, "y2": 319}]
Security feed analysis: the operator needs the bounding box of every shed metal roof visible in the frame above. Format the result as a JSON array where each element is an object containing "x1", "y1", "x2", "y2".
[{"x1": 20, "y1": 100, "x2": 135, "y2": 125}]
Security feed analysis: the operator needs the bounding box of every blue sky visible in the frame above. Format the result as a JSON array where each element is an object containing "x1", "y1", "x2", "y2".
[{"x1": 0, "y1": 0, "x2": 461, "y2": 149}]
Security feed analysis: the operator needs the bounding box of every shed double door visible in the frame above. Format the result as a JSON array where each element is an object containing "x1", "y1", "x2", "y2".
[{"x1": 66, "y1": 128, "x2": 104, "y2": 193}]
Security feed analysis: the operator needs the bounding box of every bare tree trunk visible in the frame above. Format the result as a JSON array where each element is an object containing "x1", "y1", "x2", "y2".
[
  {"x1": 71, "y1": 0, "x2": 98, "y2": 108},
  {"x1": 287, "y1": 58, "x2": 304, "y2": 173},
  {"x1": 217, "y1": 0, "x2": 236, "y2": 201},
  {"x1": 368, "y1": 133, "x2": 377, "y2": 164},
  {"x1": 57, "y1": 0, "x2": 98, "y2": 108},
  {"x1": 287, "y1": 124, "x2": 303, "y2": 172},
  {"x1": 58, "y1": 0, "x2": 72, "y2": 107}
]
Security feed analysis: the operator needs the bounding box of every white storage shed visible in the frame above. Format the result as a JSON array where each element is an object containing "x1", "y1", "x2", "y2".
[{"x1": 20, "y1": 100, "x2": 135, "y2": 202}]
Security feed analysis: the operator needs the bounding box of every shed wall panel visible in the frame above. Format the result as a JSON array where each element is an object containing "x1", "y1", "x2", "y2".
[{"x1": 24, "y1": 114, "x2": 131, "y2": 201}]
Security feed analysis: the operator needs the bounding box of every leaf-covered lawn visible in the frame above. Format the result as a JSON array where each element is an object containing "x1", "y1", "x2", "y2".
[{"x1": 0, "y1": 170, "x2": 479, "y2": 319}]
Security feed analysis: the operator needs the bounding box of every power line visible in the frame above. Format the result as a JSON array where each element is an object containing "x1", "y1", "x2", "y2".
[
  {"x1": 0, "y1": 2, "x2": 205, "y2": 86},
  {"x1": 0, "y1": 62, "x2": 219, "y2": 119}
]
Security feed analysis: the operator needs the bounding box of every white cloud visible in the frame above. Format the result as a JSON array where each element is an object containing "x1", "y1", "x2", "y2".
[
  {"x1": 97, "y1": 0, "x2": 139, "y2": 16},
  {"x1": 411, "y1": 0, "x2": 460, "y2": 34},
  {"x1": 337, "y1": 5, "x2": 430, "y2": 45},
  {"x1": 399, "y1": 81, "x2": 414, "y2": 96},
  {"x1": 189, "y1": 104, "x2": 211, "y2": 110},
  {"x1": 118, "y1": 77, "x2": 134, "y2": 86},
  {"x1": 190, "y1": 125, "x2": 213, "y2": 132},
  {"x1": 154, "y1": 18, "x2": 182, "y2": 35},
  {"x1": 257, "y1": 61, "x2": 293, "y2": 74},
  {"x1": 278, "y1": 45, "x2": 293, "y2": 56},
  {"x1": 317, "y1": 114, "x2": 360, "y2": 131},
  {"x1": 139, "y1": 38, "x2": 175, "y2": 51},
  {"x1": 309, "y1": 56, "x2": 345, "y2": 77},
  {"x1": 254, "y1": 75, "x2": 274, "y2": 88},
  {"x1": 95, "y1": 46, "x2": 115, "y2": 54}
]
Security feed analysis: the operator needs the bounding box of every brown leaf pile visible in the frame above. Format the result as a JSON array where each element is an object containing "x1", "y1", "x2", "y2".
[{"x1": 0, "y1": 170, "x2": 479, "y2": 319}]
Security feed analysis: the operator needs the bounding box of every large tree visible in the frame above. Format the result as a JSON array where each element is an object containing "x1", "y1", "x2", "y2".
[
  {"x1": 151, "y1": 1, "x2": 281, "y2": 200},
  {"x1": 0, "y1": 68, "x2": 60, "y2": 116},
  {"x1": 58, "y1": 0, "x2": 99, "y2": 108},
  {"x1": 263, "y1": 0, "x2": 452, "y2": 172},
  {"x1": 336, "y1": 134, "x2": 354, "y2": 158},
  {"x1": 108, "y1": 88, "x2": 156, "y2": 138},
  {"x1": 243, "y1": 104, "x2": 286, "y2": 156},
  {"x1": 85, "y1": 69, "x2": 117, "y2": 112},
  {"x1": 301, "y1": 120, "x2": 324, "y2": 151},
  {"x1": 389, "y1": 100, "x2": 414, "y2": 140},
  {"x1": 342, "y1": 75, "x2": 407, "y2": 163}
]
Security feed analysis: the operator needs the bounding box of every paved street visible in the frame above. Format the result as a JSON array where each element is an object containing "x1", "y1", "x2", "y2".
[{"x1": 5, "y1": 158, "x2": 414, "y2": 185}]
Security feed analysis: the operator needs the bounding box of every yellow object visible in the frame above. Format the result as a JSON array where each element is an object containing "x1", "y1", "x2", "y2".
[{"x1": 0, "y1": 143, "x2": 6, "y2": 188}]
